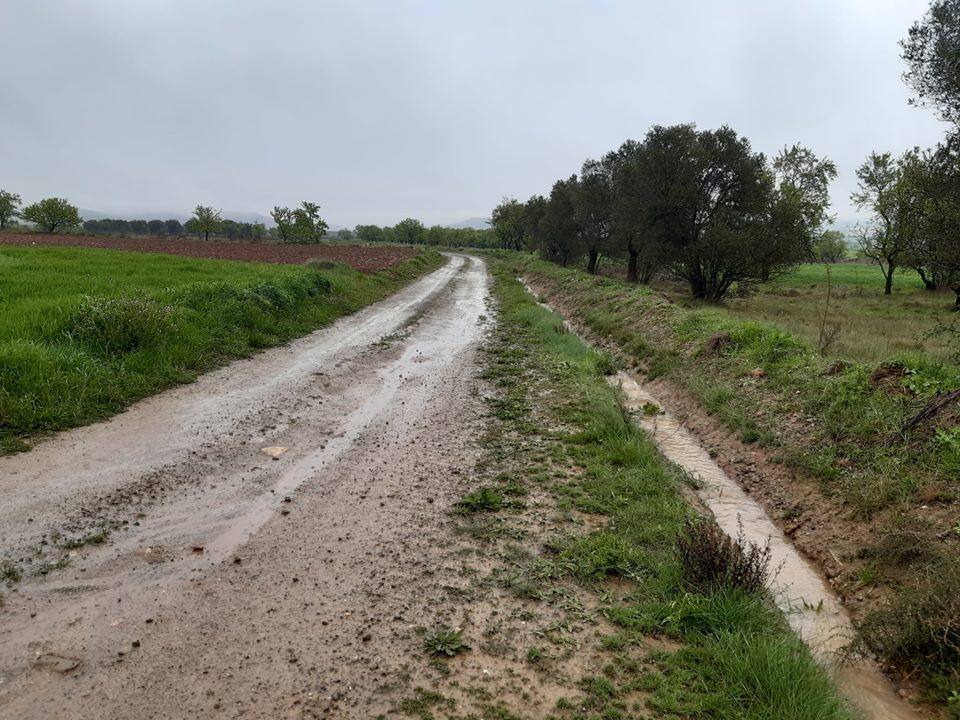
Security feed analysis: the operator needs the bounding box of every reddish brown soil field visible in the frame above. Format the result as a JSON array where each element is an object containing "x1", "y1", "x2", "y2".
[{"x1": 0, "y1": 233, "x2": 419, "y2": 271}]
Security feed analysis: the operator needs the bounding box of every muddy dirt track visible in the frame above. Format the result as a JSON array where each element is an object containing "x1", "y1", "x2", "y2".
[
  {"x1": 0, "y1": 254, "x2": 489, "y2": 719},
  {"x1": 0, "y1": 233, "x2": 418, "y2": 270}
]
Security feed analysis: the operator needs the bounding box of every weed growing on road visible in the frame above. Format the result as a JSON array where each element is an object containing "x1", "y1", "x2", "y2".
[
  {"x1": 422, "y1": 627, "x2": 469, "y2": 657},
  {"x1": 453, "y1": 487, "x2": 503, "y2": 514},
  {"x1": 0, "y1": 559, "x2": 21, "y2": 584}
]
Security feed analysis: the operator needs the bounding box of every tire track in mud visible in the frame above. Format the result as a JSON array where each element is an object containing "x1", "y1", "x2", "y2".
[{"x1": 0, "y1": 254, "x2": 491, "y2": 719}]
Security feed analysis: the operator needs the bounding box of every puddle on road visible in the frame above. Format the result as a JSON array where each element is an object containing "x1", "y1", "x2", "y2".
[{"x1": 612, "y1": 371, "x2": 918, "y2": 720}]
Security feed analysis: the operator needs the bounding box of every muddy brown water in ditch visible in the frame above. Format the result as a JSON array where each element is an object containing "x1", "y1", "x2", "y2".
[{"x1": 612, "y1": 373, "x2": 918, "y2": 720}]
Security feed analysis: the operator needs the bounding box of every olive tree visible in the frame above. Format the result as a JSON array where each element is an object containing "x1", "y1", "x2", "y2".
[
  {"x1": 538, "y1": 177, "x2": 581, "y2": 267},
  {"x1": 191, "y1": 205, "x2": 221, "y2": 241},
  {"x1": 851, "y1": 152, "x2": 918, "y2": 295},
  {"x1": 490, "y1": 198, "x2": 527, "y2": 250},
  {"x1": 21, "y1": 197, "x2": 81, "y2": 233},
  {"x1": 902, "y1": 0, "x2": 960, "y2": 125},
  {"x1": 574, "y1": 159, "x2": 615, "y2": 274},
  {"x1": 901, "y1": 138, "x2": 960, "y2": 302},
  {"x1": 0, "y1": 190, "x2": 22, "y2": 229},
  {"x1": 605, "y1": 140, "x2": 667, "y2": 283},
  {"x1": 291, "y1": 202, "x2": 329, "y2": 243},
  {"x1": 813, "y1": 230, "x2": 848, "y2": 263},
  {"x1": 647, "y1": 125, "x2": 825, "y2": 300}
]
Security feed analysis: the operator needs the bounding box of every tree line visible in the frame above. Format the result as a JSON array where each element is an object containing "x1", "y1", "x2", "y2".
[
  {"x1": 490, "y1": 0, "x2": 960, "y2": 305},
  {"x1": 81, "y1": 217, "x2": 267, "y2": 240},
  {"x1": 0, "y1": 195, "x2": 326, "y2": 244},
  {"x1": 490, "y1": 125, "x2": 837, "y2": 301},
  {"x1": 0, "y1": 191, "x2": 499, "y2": 249},
  {"x1": 353, "y1": 219, "x2": 497, "y2": 248}
]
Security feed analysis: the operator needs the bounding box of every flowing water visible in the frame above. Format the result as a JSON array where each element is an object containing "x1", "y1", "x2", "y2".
[{"x1": 612, "y1": 372, "x2": 919, "y2": 720}]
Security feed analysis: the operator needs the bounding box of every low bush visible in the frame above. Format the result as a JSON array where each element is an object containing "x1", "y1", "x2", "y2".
[
  {"x1": 859, "y1": 557, "x2": 960, "y2": 700},
  {"x1": 676, "y1": 517, "x2": 771, "y2": 595},
  {"x1": 61, "y1": 296, "x2": 176, "y2": 355}
]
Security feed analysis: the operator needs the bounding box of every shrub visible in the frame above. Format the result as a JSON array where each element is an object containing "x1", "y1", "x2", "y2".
[
  {"x1": 61, "y1": 296, "x2": 176, "y2": 355},
  {"x1": 859, "y1": 557, "x2": 960, "y2": 696},
  {"x1": 306, "y1": 258, "x2": 348, "y2": 271},
  {"x1": 676, "y1": 517, "x2": 771, "y2": 595}
]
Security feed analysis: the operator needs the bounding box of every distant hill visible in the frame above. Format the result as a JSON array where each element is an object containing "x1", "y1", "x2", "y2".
[{"x1": 446, "y1": 217, "x2": 490, "y2": 230}]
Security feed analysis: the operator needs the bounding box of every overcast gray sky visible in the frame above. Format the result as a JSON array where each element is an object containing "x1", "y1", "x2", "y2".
[{"x1": 0, "y1": 0, "x2": 951, "y2": 226}]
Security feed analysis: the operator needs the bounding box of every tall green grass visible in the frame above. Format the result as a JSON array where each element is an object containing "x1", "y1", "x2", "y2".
[{"x1": 0, "y1": 245, "x2": 442, "y2": 452}]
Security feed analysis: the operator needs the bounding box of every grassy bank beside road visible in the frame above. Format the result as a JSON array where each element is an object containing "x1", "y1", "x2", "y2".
[
  {"x1": 508, "y1": 252, "x2": 960, "y2": 709},
  {"x1": 410, "y1": 259, "x2": 855, "y2": 718},
  {"x1": 0, "y1": 244, "x2": 443, "y2": 453}
]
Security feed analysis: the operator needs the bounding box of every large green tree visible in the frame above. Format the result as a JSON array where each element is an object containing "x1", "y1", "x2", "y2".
[
  {"x1": 0, "y1": 190, "x2": 22, "y2": 229},
  {"x1": 851, "y1": 152, "x2": 917, "y2": 295},
  {"x1": 490, "y1": 198, "x2": 527, "y2": 251},
  {"x1": 646, "y1": 124, "x2": 819, "y2": 300},
  {"x1": 605, "y1": 140, "x2": 666, "y2": 283},
  {"x1": 271, "y1": 206, "x2": 295, "y2": 241},
  {"x1": 902, "y1": 0, "x2": 960, "y2": 125},
  {"x1": 762, "y1": 144, "x2": 838, "y2": 278},
  {"x1": 574, "y1": 159, "x2": 614, "y2": 274},
  {"x1": 21, "y1": 197, "x2": 81, "y2": 233},
  {"x1": 191, "y1": 205, "x2": 221, "y2": 241},
  {"x1": 354, "y1": 224, "x2": 385, "y2": 243},
  {"x1": 901, "y1": 138, "x2": 960, "y2": 302},
  {"x1": 392, "y1": 217, "x2": 426, "y2": 245},
  {"x1": 538, "y1": 177, "x2": 581, "y2": 267},
  {"x1": 813, "y1": 230, "x2": 848, "y2": 263},
  {"x1": 291, "y1": 202, "x2": 329, "y2": 243}
]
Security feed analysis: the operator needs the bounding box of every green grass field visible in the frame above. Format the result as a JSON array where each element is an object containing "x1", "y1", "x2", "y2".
[
  {"x1": 0, "y1": 244, "x2": 442, "y2": 453},
  {"x1": 664, "y1": 262, "x2": 957, "y2": 364}
]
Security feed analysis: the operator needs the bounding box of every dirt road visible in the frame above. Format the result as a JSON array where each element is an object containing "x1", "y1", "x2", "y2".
[{"x1": 0, "y1": 254, "x2": 490, "y2": 719}]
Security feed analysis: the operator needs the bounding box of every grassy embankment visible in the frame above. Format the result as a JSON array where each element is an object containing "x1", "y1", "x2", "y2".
[
  {"x1": 506, "y1": 252, "x2": 960, "y2": 709},
  {"x1": 0, "y1": 244, "x2": 443, "y2": 453},
  {"x1": 408, "y1": 260, "x2": 855, "y2": 718}
]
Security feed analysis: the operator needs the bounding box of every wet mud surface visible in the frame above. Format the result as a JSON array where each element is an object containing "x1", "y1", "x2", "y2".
[{"x1": 0, "y1": 254, "x2": 490, "y2": 719}]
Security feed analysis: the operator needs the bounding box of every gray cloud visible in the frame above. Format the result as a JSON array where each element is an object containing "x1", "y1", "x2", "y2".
[{"x1": 0, "y1": 0, "x2": 949, "y2": 226}]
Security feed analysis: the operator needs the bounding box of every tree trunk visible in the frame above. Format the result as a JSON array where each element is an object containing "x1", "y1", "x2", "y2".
[
  {"x1": 638, "y1": 262, "x2": 655, "y2": 285},
  {"x1": 953, "y1": 287, "x2": 960, "y2": 310},
  {"x1": 626, "y1": 248, "x2": 639, "y2": 283},
  {"x1": 884, "y1": 262, "x2": 895, "y2": 295},
  {"x1": 916, "y1": 266, "x2": 936, "y2": 291},
  {"x1": 587, "y1": 248, "x2": 599, "y2": 275}
]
